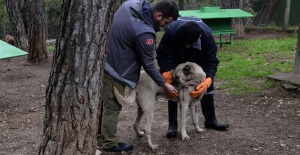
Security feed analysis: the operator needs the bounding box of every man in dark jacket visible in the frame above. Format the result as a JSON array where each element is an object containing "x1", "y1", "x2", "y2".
[
  {"x1": 157, "y1": 16, "x2": 229, "y2": 138},
  {"x1": 101, "y1": 0, "x2": 179, "y2": 152}
]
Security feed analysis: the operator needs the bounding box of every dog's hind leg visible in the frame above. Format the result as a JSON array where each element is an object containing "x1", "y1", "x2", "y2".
[
  {"x1": 133, "y1": 105, "x2": 145, "y2": 137},
  {"x1": 180, "y1": 101, "x2": 190, "y2": 141},
  {"x1": 144, "y1": 104, "x2": 157, "y2": 149},
  {"x1": 189, "y1": 101, "x2": 204, "y2": 133}
]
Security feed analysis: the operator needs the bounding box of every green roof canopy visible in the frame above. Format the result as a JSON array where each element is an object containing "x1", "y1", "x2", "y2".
[
  {"x1": 179, "y1": 7, "x2": 253, "y2": 19},
  {"x1": 0, "y1": 40, "x2": 28, "y2": 59}
]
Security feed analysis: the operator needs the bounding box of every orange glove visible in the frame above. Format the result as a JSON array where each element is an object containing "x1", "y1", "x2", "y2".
[
  {"x1": 168, "y1": 92, "x2": 178, "y2": 98},
  {"x1": 190, "y1": 77, "x2": 212, "y2": 98},
  {"x1": 162, "y1": 71, "x2": 173, "y2": 84}
]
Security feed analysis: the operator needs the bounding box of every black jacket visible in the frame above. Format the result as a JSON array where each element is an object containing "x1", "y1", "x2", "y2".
[{"x1": 156, "y1": 16, "x2": 219, "y2": 80}]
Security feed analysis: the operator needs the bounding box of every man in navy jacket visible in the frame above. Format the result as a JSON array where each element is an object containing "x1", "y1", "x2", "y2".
[{"x1": 157, "y1": 16, "x2": 229, "y2": 138}]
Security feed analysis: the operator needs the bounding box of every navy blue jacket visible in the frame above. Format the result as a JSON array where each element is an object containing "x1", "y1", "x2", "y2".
[
  {"x1": 105, "y1": 0, "x2": 165, "y2": 89},
  {"x1": 157, "y1": 16, "x2": 219, "y2": 81}
]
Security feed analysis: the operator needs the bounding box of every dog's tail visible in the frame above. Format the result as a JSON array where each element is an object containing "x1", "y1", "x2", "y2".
[{"x1": 113, "y1": 86, "x2": 136, "y2": 104}]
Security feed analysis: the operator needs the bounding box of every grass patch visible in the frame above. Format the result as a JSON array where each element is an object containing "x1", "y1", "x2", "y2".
[
  {"x1": 47, "y1": 45, "x2": 55, "y2": 53},
  {"x1": 216, "y1": 34, "x2": 297, "y2": 95},
  {"x1": 245, "y1": 25, "x2": 299, "y2": 33}
]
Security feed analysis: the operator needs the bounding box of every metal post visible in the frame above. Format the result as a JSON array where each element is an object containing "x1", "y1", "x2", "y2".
[{"x1": 294, "y1": 24, "x2": 300, "y2": 74}]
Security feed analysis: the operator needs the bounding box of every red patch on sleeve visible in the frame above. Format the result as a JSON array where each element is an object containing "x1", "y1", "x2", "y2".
[{"x1": 146, "y1": 39, "x2": 154, "y2": 45}]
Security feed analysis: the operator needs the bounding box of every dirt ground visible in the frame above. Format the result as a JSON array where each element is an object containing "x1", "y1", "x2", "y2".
[{"x1": 1, "y1": 32, "x2": 300, "y2": 155}]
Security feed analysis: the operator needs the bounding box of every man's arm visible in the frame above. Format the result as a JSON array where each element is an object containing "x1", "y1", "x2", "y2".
[
  {"x1": 135, "y1": 33, "x2": 178, "y2": 96},
  {"x1": 135, "y1": 33, "x2": 166, "y2": 86}
]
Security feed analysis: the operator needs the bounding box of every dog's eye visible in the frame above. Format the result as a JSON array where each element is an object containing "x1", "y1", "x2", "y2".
[{"x1": 183, "y1": 65, "x2": 191, "y2": 75}]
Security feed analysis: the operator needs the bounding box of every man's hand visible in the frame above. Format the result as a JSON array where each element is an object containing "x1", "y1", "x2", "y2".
[
  {"x1": 162, "y1": 71, "x2": 173, "y2": 84},
  {"x1": 163, "y1": 83, "x2": 178, "y2": 98},
  {"x1": 190, "y1": 77, "x2": 212, "y2": 98}
]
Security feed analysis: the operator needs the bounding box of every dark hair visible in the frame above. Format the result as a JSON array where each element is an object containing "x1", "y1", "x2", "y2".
[
  {"x1": 153, "y1": 0, "x2": 179, "y2": 20},
  {"x1": 180, "y1": 21, "x2": 202, "y2": 45}
]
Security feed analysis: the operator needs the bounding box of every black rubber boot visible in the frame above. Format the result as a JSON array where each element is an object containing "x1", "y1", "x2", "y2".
[
  {"x1": 201, "y1": 94, "x2": 229, "y2": 131},
  {"x1": 102, "y1": 142, "x2": 133, "y2": 152},
  {"x1": 166, "y1": 100, "x2": 178, "y2": 138}
]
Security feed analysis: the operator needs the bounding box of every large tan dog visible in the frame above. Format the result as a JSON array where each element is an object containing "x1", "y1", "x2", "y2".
[{"x1": 113, "y1": 62, "x2": 206, "y2": 149}]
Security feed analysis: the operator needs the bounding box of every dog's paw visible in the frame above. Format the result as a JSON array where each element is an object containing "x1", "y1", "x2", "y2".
[
  {"x1": 150, "y1": 144, "x2": 158, "y2": 150},
  {"x1": 137, "y1": 131, "x2": 145, "y2": 137},
  {"x1": 182, "y1": 135, "x2": 191, "y2": 141},
  {"x1": 196, "y1": 128, "x2": 205, "y2": 133}
]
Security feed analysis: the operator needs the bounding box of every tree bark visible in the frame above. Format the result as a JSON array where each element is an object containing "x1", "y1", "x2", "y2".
[
  {"x1": 283, "y1": 0, "x2": 291, "y2": 30},
  {"x1": 210, "y1": 0, "x2": 218, "y2": 6},
  {"x1": 222, "y1": 0, "x2": 245, "y2": 37},
  {"x1": 5, "y1": 0, "x2": 29, "y2": 51},
  {"x1": 26, "y1": 0, "x2": 48, "y2": 63},
  {"x1": 38, "y1": 0, "x2": 117, "y2": 154},
  {"x1": 253, "y1": 0, "x2": 280, "y2": 26},
  {"x1": 178, "y1": 0, "x2": 184, "y2": 10},
  {"x1": 239, "y1": 0, "x2": 244, "y2": 9},
  {"x1": 22, "y1": 0, "x2": 30, "y2": 39},
  {"x1": 295, "y1": 24, "x2": 300, "y2": 74}
]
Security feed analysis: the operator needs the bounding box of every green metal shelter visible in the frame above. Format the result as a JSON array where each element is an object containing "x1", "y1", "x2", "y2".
[{"x1": 0, "y1": 40, "x2": 28, "y2": 59}]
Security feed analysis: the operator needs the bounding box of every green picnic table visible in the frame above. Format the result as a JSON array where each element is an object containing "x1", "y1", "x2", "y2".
[
  {"x1": 179, "y1": 7, "x2": 253, "y2": 47},
  {"x1": 0, "y1": 40, "x2": 28, "y2": 59}
]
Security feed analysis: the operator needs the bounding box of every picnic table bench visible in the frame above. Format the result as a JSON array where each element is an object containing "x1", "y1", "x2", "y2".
[{"x1": 179, "y1": 7, "x2": 253, "y2": 47}]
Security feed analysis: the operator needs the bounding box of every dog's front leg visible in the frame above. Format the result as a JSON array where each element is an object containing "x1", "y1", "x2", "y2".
[
  {"x1": 190, "y1": 101, "x2": 204, "y2": 133},
  {"x1": 180, "y1": 101, "x2": 190, "y2": 141}
]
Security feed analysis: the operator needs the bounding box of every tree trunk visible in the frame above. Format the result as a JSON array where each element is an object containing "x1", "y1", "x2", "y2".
[
  {"x1": 233, "y1": 18, "x2": 245, "y2": 38},
  {"x1": 5, "y1": 0, "x2": 29, "y2": 51},
  {"x1": 210, "y1": 0, "x2": 218, "y2": 6},
  {"x1": 186, "y1": 0, "x2": 190, "y2": 9},
  {"x1": 38, "y1": 0, "x2": 117, "y2": 154},
  {"x1": 26, "y1": 0, "x2": 48, "y2": 63},
  {"x1": 239, "y1": 0, "x2": 244, "y2": 9},
  {"x1": 178, "y1": 0, "x2": 184, "y2": 10},
  {"x1": 253, "y1": 0, "x2": 280, "y2": 26},
  {"x1": 222, "y1": 0, "x2": 245, "y2": 37},
  {"x1": 295, "y1": 24, "x2": 300, "y2": 74},
  {"x1": 22, "y1": 0, "x2": 30, "y2": 38},
  {"x1": 235, "y1": 0, "x2": 245, "y2": 38},
  {"x1": 283, "y1": 0, "x2": 291, "y2": 30}
]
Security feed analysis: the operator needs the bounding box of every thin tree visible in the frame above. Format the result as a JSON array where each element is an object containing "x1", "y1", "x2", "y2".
[
  {"x1": 283, "y1": 0, "x2": 291, "y2": 30},
  {"x1": 178, "y1": 0, "x2": 184, "y2": 10},
  {"x1": 295, "y1": 24, "x2": 300, "y2": 74},
  {"x1": 210, "y1": 0, "x2": 218, "y2": 6},
  {"x1": 38, "y1": 0, "x2": 117, "y2": 154},
  {"x1": 253, "y1": 0, "x2": 280, "y2": 26},
  {"x1": 239, "y1": 0, "x2": 244, "y2": 9}
]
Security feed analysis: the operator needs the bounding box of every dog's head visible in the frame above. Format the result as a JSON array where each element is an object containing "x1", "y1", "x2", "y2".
[
  {"x1": 5, "y1": 35, "x2": 15, "y2": 45},
  {"x1": 171, "y1": 62, "x2": 206, "y2": 89}
]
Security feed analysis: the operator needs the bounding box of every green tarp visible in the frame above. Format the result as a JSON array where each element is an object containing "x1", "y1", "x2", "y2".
[{"x1": 0, "y1": 40, "x2": 28, "y2": 59}]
